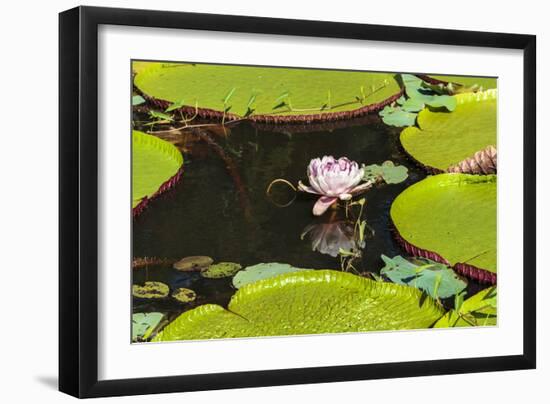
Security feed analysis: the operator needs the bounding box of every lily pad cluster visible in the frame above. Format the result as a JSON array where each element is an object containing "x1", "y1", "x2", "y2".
[
  {"x1": 380, "y1": 255, "x2": 467, "y2": 299},
  {"x1": 379, "y1": 74, "x2": 457, "y2": 127},
  {"x1": 362, "y1": 161, "x2": 409, "y2": 184}
]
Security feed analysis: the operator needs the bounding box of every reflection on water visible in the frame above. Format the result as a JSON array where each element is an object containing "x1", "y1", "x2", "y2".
[
  {"x1": 301, "y1": 217, "x2": 365, "y2": 258},
  {"x1": 132, "y1": 119, "x2": 483, "y2": 318}
]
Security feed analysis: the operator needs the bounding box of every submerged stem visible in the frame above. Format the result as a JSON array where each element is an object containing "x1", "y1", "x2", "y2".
[{"x1": 266, "y1": 179, "x2": 297, "y2": 208}]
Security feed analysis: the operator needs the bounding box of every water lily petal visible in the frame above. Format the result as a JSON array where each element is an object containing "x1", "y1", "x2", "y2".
[
  {"x1": 312, "y1": 196, "x2": 338, "y2": 216},
  {"x1": 298, "y1": 181, "x2": 321, "y2": 195}
]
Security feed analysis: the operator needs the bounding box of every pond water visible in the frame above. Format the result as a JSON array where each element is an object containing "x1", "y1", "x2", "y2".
[{"x1": 132, "y1": 117, "x2": 485, "y2": 320}]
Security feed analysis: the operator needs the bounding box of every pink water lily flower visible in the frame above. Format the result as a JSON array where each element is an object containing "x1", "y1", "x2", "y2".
[{"x1": 298, "y1": 156, "x2": 370, "y2": 216}]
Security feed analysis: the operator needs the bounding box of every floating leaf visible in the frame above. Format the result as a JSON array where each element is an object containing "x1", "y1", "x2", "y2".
[
  {"x1": 400, "y1": 97, "x2": 425, "y2": 112},
  {"x1": 362, "y1": 161, "x2": 409, "y2": 184},
  {"x1": 153, "y1": 270, "x2": 445, "y2": 341},
  {"x1": 201, "y1": 262, "x2": 242, "y2": 279},
  {"x1": 232, "y1": 263, "x2": 307, "y2": 289},
  {"x1": 172, "y1": 288, "x2": 197, "y2": 303},
  {"x1": 132, "y1": 282, "x2": 170, "y2": 299},
  {"x1": 132, "y1": 131, "x2": 184, "y2": 208},
  {"x1": 400, "y1": 89, "x2": 496, "y2": 171},
  {"x1": 380, "y1": 107, "x2": 417, "y2": 127},
  {"x1": 134, "y1": 62, "x2": 402, "y2": 117},
  {"x1": 132, "y1": 95, "x2": 145, "y2": 106},
  {"x1": 380, "y1": 255, "x2": 467, "y2": 299},
  {"x1": 391, "y1": 174, "x2": 496, "y2": 277},
  {"x1": 173, "y1": 256, "x2": 213, "y2": 272},
  {"x1": 434, "y1": 287, "x2": 497, "y2": 327},
  {"x1": 402, "y1": 74, "x2": 457, "y2": 111},
  {"x1": 132, "y1": 312, "x2": 164, "y2": 341}
]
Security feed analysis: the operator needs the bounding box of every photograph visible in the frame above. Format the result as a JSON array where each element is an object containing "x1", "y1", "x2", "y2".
[{"x1": 130, "y1": 60, "x2": 498, "y2": 343}]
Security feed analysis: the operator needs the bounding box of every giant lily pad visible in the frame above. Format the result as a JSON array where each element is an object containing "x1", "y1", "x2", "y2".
[
  {"x1": 132, "y1": 130, "x2": 183, "y2": 208},
  {"x1": 134, "y1": 62, "x2": 402, "y2": 118},
  {"x1": 391, "y1": 174, "x2": 496, "y2": 278},
  {"x1": 400, "y1": 89, "x2": 497, "y2": 171},
  {"x1": 434, "y1": 287, "x2": 497, "y2": 327},
  {"x1": 153, "y1": 270, "x2": 445, "y2": 341}
]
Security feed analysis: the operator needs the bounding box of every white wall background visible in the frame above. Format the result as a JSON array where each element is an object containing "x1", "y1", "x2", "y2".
[{"x1": 0, "y1": 0, "x2": 546, "y2": 402}]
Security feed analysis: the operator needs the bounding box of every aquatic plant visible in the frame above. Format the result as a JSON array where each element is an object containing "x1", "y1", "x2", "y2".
[
  {"x1": 434, "y1": 286, "x2": 497, "y2": 327},
  {"x1": 232, "y1": 263, "x2": 307, "y2": 289},
  {"x1": 418, "y1": 74, "x2": 497, "y2": 93},
  {"x1": 379, "y1": 75, "x2": 457, "y2": 127},
  {"x1": 133, "y1": 62, "x2": 403, "y2": 123},
  {"x1": 201, "y1": 262, "x2": 242, "y2": 279},
  {"x1": 153, "y1": 270, "x2": 445, "y2": 341},
  {"x1": 132, "y1": 312, "x2": 164, "y2": 342},
  {"x1": 400, "y1": 89, "x2": 497, "y2": 172},
  {"x1": 132, "y1": 130, "x2": 184, "y2": 217},
  {"x1": 172, "y1": 288, "x2": 197, "y2": 303},
  {"x1": 362, "y1": 161, "x2": 409, "y2": 184},
  {"x1": 132, "y1": 282, "x2": 170, "y2": 299},
  {"x1": 380, "y1": 255, "x2": 467, "y2": 300},
  {"x1": 391, "y1": 174, "x2": 497, "y2": 284},
  {"x1": 297, "y1": 156, "x2": 372, "y2": 216}
]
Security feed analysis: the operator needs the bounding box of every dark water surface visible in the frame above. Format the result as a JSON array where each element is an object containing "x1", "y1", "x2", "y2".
[{"x1": 132, "y1": 118, "x2": 483, "y2": 318}]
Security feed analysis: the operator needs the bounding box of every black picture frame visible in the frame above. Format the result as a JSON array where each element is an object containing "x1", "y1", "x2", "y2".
[{"x1": 59, "y1": 5, "x2": 536, "y2": 398}]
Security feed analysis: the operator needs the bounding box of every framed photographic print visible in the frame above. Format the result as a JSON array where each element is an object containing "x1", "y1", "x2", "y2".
[{"x1": 59, "y1": 6, "x2": 536, "y2": 398}]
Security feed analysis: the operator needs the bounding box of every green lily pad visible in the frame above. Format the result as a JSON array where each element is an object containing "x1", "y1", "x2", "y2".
[
  {"x1": 434, "y1": 287, "x2": 497, "y2": 327},
  {"x1": 134, "y1": 62, "x2": 402, "y2": 117},
  {"x1": 379, "y1": 106, "x2": 417, "y2": 127},
  {"x1": 132, "y1": 130, "x2": 183, "y2": 208},
  {"x1": 153, "y1": 270, "x2": 445, "y2": 341},
  {"x1": 380, "y1": 255, "x2": 467, "y2": 299},
  {"x1": 400, "y1": 89, "x2": 497, "y2": 171},
  {"x1": 232, "y1": 263, "x2": 307, "y2": 289},
  {"x1": 132, "y1": 312, "x2": 164, "y2": 341},
  {"x1": 132, "y1": 281, "x2": 170, "y2": 299},
  {"x1": 201, "y1": 262, "x2": 242, "y2": 279},
  {"x1": 362, "y1": 161, "x2": 409, "y2": 184},
  {"x1": 172, "y1": 288, "x2": 197, "y2": 303},
  {"x1": 402, "y1": 74, "x2": 457, "y2": 112},
  {"x1": 391, "y1": 174, "x2": 497, "y2": 274},
  {"x1": 173, "y1": 256, "x2": 213, "y2": 272},
  {"x1": 132, "y1": 95, "x2": 145, "y2": 106}
]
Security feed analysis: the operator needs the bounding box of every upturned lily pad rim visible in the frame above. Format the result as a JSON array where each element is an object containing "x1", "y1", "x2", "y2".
[
  {"x1": 132, "y1": 130, "x2": 184, "y2": 217},
  {"x1": 134, "y1": 63, "x2": 405, "y2": 124}
]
